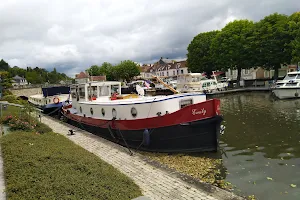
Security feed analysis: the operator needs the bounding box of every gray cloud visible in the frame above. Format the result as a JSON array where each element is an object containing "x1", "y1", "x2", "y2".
[{"x1": 0, "y1": 0, "x2": 299, "y2": 77}]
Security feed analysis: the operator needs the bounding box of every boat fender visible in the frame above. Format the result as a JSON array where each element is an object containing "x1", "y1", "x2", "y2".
[
  {"x1": 295, "y1": 92, "x2": 299, "y2": 97},
  {"x1": 53, "y1": 97, "x2": 60, "y2": 104},
  {"x1": 143, "y1": 129, "x2": 150, "y2": 146}
]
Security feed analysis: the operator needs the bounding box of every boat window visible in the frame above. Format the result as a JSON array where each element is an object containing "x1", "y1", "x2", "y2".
[
  {"x1": 202, "y1": 83, "x2": 207, "y2": 87},
  {"x1": 88, "y1": 86, "x2": 97, "y2": 99},
  {"x1": 100, "y1": 86, "x2": 109, "y2": 96},
  {"x1": 296, "y1": 75, "x2": 300, "y2": 79},
  {"x1": 283, "y1": 74, "x2": 297, "y2": 80},
  {"x1": 111, "y1": 85, "x2": 119, "y2": 94},
  {"x1": 286, "y1": 82, "x2": 298, "y2": 86},
  {"x1": 276, "y1": 83, "x2": 285, "y2": 86},
  {"x1": 180, "y1": 99, "x2": 193, "y2": 108},
  {"x1": 131, "y1": 107, "x2": 137, "y2": 118},
  {"x1": 90, "y1": 107, "x2": 93, "y2": 115},
  {"x1": 71, "y1": 88, "x2": 76, "y2": 99},
  {"x1": 101, "y1": 108, "x2": 105, "y2": 116},
  {"x1": 80, "y1": 106, "x2": 82, "y2": 113},
  {"x1": 192, "y1": 77, "x2": 201, "y2": 82},
  {"x1": 79, "y1": 87, "x2": 85, "y2": 98},
  {"x1": 112, "y1": 108, "x2": 117, "y2": 118},
  {"x1": 212, "y1": 82, "x2": 217, "y2": 85}
]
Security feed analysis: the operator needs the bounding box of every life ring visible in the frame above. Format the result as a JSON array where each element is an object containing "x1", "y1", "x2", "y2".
[
  {"x1": 53, "y1": 97, "x2": 60, "y2": 104},
  {"x1": 295, "y1": 92, "x2": 299, "y2": 97}
]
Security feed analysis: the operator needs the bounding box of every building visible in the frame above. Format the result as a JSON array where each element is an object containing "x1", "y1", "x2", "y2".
[
  {"x1": 140, "y1": 57, "x2": 189, "y2": 79},
  {"x1": 225, "y1": 65, "x2": 297, "y2": 81},
  {"x1": 75, "y1": 71, "x2": 106, "y2": 84},
  {"x1": 12, "y1": 75, "x2": 28, "y2": 87}
]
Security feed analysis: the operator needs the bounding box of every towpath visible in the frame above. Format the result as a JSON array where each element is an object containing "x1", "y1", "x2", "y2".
[{"x1": 42, "y1": 116, "x2": 243, "y2": 200}]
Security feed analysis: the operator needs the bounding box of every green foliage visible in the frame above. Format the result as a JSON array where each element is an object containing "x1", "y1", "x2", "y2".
[
  {"x1": 288, "y1": 12, "x2": 300, "y2": 64},
  {"x1": 25, "y1": 70, "x2": 43, "y2": 84},
  {"x1": 0, "y1": 131, "x2": 142, "y2": 200},
  {"x1": 187, "y1": 11, "x2": 300, "y2": 82},
  {"x1": 87, "y1": 65, "x2": 101, "y2": 76},
  {"x1": 115, "y1": 60, "x2": 140, "y2": 81},
  {"x1": 0, "y1": 71, "x2": 12, "y2": 88},
  {"x1": 0, "y1": 59, "x2": 72, "y2": 85},
  {"x1": 34, "y1": 122, "x2": 52, "y2": 134},
  {"x1": 211, "y1": 19, "x2": 255, "y2": 84},
  {"x1": 0, "y1": 59, "x2": 9, "y2": 71},
  {"x1": 1, "y1": 95, "x2": 28, "y2": 105},
  {"x1": 187, "y1": 31, "x2": 219, "y2": 74},
  {"x1": 87, "y1": 61, "x2": 140, "y2": 81},
  {"x1": 253, "y1": 13, "x2": 291, "y2": 79}
]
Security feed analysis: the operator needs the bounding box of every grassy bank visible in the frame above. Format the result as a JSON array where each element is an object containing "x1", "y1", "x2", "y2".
[{"x1": 0, "y1": 131, "x2": 142, "y2": 199}]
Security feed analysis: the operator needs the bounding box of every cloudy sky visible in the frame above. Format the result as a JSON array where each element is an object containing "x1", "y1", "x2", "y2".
[{"x1": 0, "y1": 0, "x2": 299, "y2": 77}]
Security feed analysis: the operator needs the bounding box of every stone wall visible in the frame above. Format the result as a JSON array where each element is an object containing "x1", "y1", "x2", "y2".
[{"x1": 9, "y1": 87, "x2": 42, "y2": 97}]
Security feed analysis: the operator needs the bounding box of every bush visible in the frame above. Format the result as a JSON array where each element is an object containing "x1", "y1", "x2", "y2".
[
  {"x1": 0, "y1": 132, "x2": 142, "y2": 199},
  {"x1": 34, "y1": 122, "x2": 52, "y2": 134},
  {"x1": 3, "y1": 90, "x2": 12, "y2": 96},
  {"x1": 1, "y1": 95, "x2": 28, "y2": 105}
]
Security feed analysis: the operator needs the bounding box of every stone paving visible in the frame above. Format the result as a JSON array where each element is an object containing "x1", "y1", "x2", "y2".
[{"x1": 42, "y1": 116, "x2": 243, "y2": 200}]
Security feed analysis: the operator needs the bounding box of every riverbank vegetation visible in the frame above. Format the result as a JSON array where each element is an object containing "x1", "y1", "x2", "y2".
[
  {"x1": 87, "y1": 60, "x2": 140, "y2": 81},
  {"x1": 0, "y1": 106, "x2": 142, "y2": 199},
  {"x1": 0, "y1": 59, "x2": 72, "y2": 85},
  {"x1": 142, "y1": 152, "x2": 232, "y2": 190},
  {"x1": 187, "y1": 12, "x2": 300, "y2": 85}
]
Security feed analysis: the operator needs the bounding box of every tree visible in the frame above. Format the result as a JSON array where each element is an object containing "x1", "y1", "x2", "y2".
[
  {"x1": 0, "y1": 59, "x2": 10, "y2": 71},
  {"x1": 0, "y1": 71, "x2": 12, "y2": 88},
  {"x1": 87, "y1": 65, "x2": 101, "y2": 76},
  {"x1": 288, "y1": 12, "x2": 300, "y2": 65},
  {"x1": 26, "y1": 71, "x2": 43, "y2": 84},
  {"x1": 211, "y1": 19, "x2": 255, "y2": 86},
  {"x1": 187, "y1": 31, "x2": 219, "y2": 75},
  {"x1": 253, "y1": 13, "x2": 291, "y2": 80},
  {"x1": 115, "y1": 60, "x2": 140, "y2": 81}
]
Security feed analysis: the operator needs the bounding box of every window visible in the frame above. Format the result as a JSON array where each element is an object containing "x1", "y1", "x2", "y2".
[
  {"x1": 167, "y1": 72, "x2": 169, "y2": 76},
  {"x1": 71, "y1": 88, "x2": 76, "y2": 98},
  {"x1": 162, "y1": 72, "x2": 164, "y2": 76},
  {"x1": 131, "y1": 107, "x2": 137, "y2": 118},
  {"x1": 173, "y1": 71, "x2": 175, "y2": 76},
  {"x1": 79, "y1": 87, "x2": 85, "y2": 98},
  {"x1": 181, "y1": 70, "x2": 184, "y2": 74},
  {"x1": 88, "y1": 86, "x2": 97, "y2": 99},
  {"x1": 230, "y1": 70, "x2": 233, "y2": 76},
  {"x1": 100, "y1": 86, "x2": 109, "y2": 96},
  {"x1": 245, "y1": 69, "x2": 249, "y2": 74}
]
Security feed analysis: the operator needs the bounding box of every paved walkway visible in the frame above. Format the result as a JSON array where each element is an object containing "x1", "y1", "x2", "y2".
[{"x1": 42, "y1": 116, "x2": 242, "y2": 200}]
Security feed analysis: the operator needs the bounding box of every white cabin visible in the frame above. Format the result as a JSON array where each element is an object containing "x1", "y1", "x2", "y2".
[{"x1": 70, "y1": 81, "x2": 206, "y2": 120}]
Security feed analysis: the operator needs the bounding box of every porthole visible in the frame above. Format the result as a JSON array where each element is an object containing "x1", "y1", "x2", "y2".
[
  {"x1": 80, "y1": 106, "x2": 82, "y2": 113},
  {"x1": 112, "y1": 108, "x2": 117, "y2": 118},
  {"x1": 101, "y1": 108, "x2": 105, "y2": 116},
  {"x1": 90, "y1": 107, "x2": 94, "y2": 115},
  {"x1": 131, "y1": 107, "x2": 137, "y2": 118}
]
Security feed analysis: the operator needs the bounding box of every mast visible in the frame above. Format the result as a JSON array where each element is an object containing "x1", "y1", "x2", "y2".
[{"x1": 151, "y1": 75, "x2": 179, "y2": 94}]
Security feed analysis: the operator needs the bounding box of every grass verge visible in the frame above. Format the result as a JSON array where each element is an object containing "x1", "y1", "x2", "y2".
[{"x1": 0, "y1": 131, "x2": 142, "y2": 200}]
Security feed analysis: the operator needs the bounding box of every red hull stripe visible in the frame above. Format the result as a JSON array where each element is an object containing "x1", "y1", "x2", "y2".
[{"x1": 63, "y1": 99, "x2": 221, "y2": 131}]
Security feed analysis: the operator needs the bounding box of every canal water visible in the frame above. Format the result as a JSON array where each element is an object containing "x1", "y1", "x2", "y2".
[{"x1": 220, "y1": 92, "x2": 300, "y2": 200}]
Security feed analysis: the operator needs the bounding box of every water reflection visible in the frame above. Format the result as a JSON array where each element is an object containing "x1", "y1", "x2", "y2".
[{"x1": 220, "y1": 93, "x2": 300, "y2": 200}]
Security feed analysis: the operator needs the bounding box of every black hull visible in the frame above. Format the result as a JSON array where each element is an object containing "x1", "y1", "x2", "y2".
[{"x1": 65, "y1": 115, "x2": 223, "y2": 153}]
